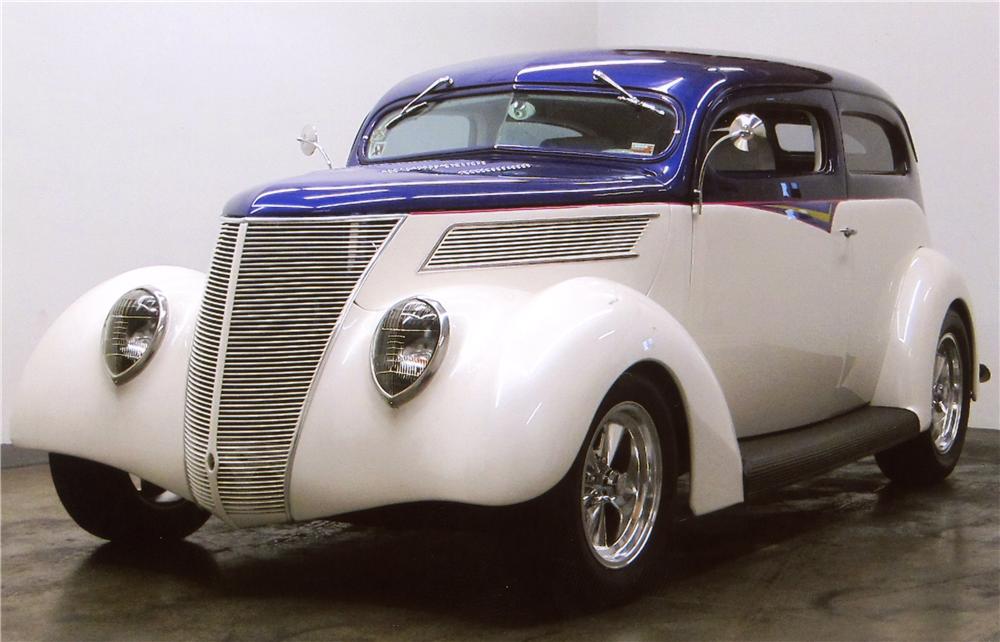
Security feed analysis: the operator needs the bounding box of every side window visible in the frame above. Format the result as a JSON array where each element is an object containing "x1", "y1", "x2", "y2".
[
  {"x1": 707, "y1": 107, "x2": 826, "y2": 175},
  {"x1": 841, "y1": 114, "x2": 905, "y2": 174}
]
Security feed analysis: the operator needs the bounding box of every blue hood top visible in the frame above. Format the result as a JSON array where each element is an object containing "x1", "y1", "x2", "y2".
[
  {"x1": 224, "y1": 48, "x2": 898, "y2": 218},
  {"x1": 224, "y1": 157, "x2": 669, "y2": 217}
]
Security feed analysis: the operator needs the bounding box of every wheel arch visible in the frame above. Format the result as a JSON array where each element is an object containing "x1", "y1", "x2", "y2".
[
  {"x1": 948, "y1": 297, "x2": 978, "y2": 400},
  {"x1": 623, "y1": 360, "x2": 691, "y2": 477}
]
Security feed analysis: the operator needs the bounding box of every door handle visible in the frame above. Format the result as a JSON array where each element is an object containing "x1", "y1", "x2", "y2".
[{"x1": 839, "y1": 227, "x2": 858, "y2": 238}]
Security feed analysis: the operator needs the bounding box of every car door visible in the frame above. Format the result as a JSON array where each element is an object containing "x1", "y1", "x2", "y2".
[
  {"x1": 688, "y1": 88, "x2": 858, "y2": 437},
  {"x1": 831, "y1": 91, "x2": 930, "y2": 404}
]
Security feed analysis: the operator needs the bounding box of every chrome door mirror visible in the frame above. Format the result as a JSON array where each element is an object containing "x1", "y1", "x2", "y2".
[
  {"x1": 693, "y1": 112, "x2": 765, "y2": 215},
  {"x1": 296, "y1": 124, "x2": 333, "y2": 169},
  {"x1": 727, "y1": 113, "x2": 766, "y2": 151}
]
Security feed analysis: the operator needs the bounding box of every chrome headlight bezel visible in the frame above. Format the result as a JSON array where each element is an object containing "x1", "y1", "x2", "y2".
[
  {"x1": 370, "y1": 296, "x2": 449, "y2": 406},
  {"x1": 101, "y1": 286, "x2": 168, "y2": 385}
]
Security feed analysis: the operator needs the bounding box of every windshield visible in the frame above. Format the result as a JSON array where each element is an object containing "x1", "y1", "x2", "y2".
[{"x1": 365, "y1": 91, "x2": 677, "y2": 162}]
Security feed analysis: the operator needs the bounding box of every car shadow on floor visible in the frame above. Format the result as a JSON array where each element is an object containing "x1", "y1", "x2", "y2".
[{"x1": 56, "y1": 457, "x2": 962, "y2": 629}]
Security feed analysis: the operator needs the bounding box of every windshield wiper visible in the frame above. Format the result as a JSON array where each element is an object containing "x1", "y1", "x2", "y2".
[
  {"x1": 383, "y1": 76, "x2": 454, "y2": 130},
  {"x1": 592, "y1": 69, "x2": 665, "y2": 116}
]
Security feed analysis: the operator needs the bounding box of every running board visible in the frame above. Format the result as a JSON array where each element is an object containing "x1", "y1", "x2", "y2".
[{"x1": 739, "y1": 406, "x2": 920, "y2": 497}]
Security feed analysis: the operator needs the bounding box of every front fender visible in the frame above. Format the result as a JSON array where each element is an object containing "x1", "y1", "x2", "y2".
[
  {"x1": 871, "y1": 248, "x2": 977, "y2": 429},
  {"x1": 10, "y1": 266, "x2": 205, "y2": 499},
  {"x1": 288, "y1": 277, "x2": 742, "y2": 520}
]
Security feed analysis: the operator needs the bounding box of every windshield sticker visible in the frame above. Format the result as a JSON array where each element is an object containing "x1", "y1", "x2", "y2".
[
  {"x1": 507, "y1": 100, "x2": 536, "y2": 121},
  {"x1": 630, "y1": 142, "x2": 655, "y2": 156}
]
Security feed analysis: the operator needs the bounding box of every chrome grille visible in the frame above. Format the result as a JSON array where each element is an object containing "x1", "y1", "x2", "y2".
[
  {"x1": 183, "y1": 216, "x2": 401, "y2": 521},
  {"x1": 422, "y1": 215, "x2": 653, "y2": 271}
]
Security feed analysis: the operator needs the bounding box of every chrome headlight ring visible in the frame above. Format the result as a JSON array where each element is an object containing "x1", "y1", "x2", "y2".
[
  {"x1": 371, "y1": 297, "x2": 449, "y2": 406},
  {"x1": 101, "y1": 286, "x2": 168, "y2": 385}
]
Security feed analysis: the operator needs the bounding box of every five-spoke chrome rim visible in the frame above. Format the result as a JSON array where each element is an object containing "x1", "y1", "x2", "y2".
[
  {"x1": 931, "y1": 332, "x2": 963, "y2": 454},
  {"x1": 580, "y1": 401, "x2": 662, "y2": 569}
]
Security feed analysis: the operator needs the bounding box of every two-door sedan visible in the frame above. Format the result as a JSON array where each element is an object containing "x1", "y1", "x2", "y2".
[{"x1": 12, "y1": 48, "x2": 990, "y2": 598}]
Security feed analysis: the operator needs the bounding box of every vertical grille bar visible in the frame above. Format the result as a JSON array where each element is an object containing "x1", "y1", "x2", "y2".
[
  {"x1": 183, "y1": 219, "x2": 240, "y2": 510},
  {"x1": 184, "y1": 216, "x2": 402, "y2": 521}
]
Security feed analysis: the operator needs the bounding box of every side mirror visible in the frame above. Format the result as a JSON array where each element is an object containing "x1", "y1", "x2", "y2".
[
  {"x1": 727, "y1": 113, "x2": 766, "y2": 151},
  {"x1": 296, "y1": 124, "x2": 333, "y2": 169},
  {"x1": 693, "y1": 113, "x2": 765, "y2": 215},
  {"x1": 298, "y1": 124, "x2": 319, "y2": 156}
]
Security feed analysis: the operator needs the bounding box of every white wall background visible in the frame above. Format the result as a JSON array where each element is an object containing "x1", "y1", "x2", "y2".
[{"x1": 3, "y1": 2, "x2": 997, "y2": 442}]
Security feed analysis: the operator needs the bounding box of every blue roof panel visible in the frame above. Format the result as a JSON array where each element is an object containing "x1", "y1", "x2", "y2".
[{"x1": 377, "y1": 48, "x2": 892, "y2": 108}]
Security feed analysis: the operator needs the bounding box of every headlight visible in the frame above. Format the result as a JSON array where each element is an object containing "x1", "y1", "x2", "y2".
[
  {"x1": 371, "y1": 297, "x2": 449, "y2": 405},
  {"x1": 102, "y1": 287, "x2": 168, "y2": 384}
]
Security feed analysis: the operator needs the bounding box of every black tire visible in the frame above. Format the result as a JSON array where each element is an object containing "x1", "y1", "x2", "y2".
[
  {"x1": 540, "y1": 373, "x2": 678, "y2": 604},
  {"x1": 875, "y1": 309, "x2": 971, "y2": 484},
  {"x1": 49, "y1": 453, "x2": 210, "y2": 541}
]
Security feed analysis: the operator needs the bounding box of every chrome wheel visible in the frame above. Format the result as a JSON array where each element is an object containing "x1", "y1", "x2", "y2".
[
  {"x1": 580, "y1": 401, "x2": 662, "y2": 569},
  {"x1": 931, "y1": 332, "x2": 964, "y2": 454}
]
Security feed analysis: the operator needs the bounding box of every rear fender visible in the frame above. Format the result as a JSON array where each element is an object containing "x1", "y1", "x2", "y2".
[{"x1": 871, "y1": 248, "x2": 977, "y2": 429}]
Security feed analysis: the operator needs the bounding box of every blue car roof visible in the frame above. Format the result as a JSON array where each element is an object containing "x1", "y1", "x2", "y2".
[{"x1": 377, "y1": 48, "x2": 894, "y2": 109}]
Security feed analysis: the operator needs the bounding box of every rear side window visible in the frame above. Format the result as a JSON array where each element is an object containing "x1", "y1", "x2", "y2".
[
  {"x1": 841, "y1": 114, "x2": 905, "y2": 174},
  {"x1": 775, "y1": 122, "x2": 817, "y2": 153},
  {"x1": 707, "y1": 107, "x2": 827, "y2": 175}
]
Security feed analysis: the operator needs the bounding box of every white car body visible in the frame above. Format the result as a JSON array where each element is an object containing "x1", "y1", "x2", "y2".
[{"x1": 11, "y1": 49, "x2": 984, "y2": 533}]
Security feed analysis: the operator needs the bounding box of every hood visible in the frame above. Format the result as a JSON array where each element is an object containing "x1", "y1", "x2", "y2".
[{"x1": 223, "y1": 157, "x2": 671, "y2": 217}]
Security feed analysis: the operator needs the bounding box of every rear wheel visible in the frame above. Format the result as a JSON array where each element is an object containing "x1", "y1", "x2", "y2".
[
  {"x1": 875, "y1": 309, "x2": 971, "y2": 484},
  {"x1": 50, "y1": 453, "x2": 209, "y2": 541},
  {"x1": 543, "y1": 374, "x2": 677, "y2": 602}
]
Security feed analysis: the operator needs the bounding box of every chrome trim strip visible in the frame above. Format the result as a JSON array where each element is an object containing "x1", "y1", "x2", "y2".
[
  {"x1": 232, "y1": 214, "x2": 405, "y2": 225},
  {"x1": 206, "y1": 219, "x2": 246, "y2": 523}
]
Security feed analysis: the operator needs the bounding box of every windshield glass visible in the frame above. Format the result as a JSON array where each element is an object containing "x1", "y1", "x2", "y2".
[{"x1": 365, "y1": 91, "x2": 677, "y2": 162}]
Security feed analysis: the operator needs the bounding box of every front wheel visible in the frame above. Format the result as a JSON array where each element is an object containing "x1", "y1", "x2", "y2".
[
  {"x1": 50, "y1": 453, "x2": 210, "y2": 541},
  {"x1": 542, "y1": 374, "x2": 677, "y2": 602},
  {"x1": 875, "y1": 309, "x2": 971, "y2": 484}
]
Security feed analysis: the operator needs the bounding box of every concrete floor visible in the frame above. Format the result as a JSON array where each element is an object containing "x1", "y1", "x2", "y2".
[{"x1": 2, "y1": 430, "x2": 998, "y2": 642}]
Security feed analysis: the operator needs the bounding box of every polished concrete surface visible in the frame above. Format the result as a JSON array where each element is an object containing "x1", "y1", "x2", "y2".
[{"x1": 3, "y1": 429, "x2": 998, "y2": 641}]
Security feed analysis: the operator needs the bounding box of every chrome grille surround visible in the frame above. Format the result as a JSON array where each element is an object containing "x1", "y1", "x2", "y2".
[
  {"x1": 183, "y1": 215, "x2": 402, "y2": 523},
  {"x1": 421, "y1": 214, "x2": 654, "y2": 271}
]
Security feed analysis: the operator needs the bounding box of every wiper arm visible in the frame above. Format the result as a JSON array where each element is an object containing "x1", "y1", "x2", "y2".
[
  {"x1": 592, "y1": 69, "x2": 665, "y2": 116},
  {"x1": 383, "y1": 75, "x2": 454, "y2": 130}
]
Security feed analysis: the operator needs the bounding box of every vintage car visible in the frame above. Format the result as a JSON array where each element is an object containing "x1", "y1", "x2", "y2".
[{"x1": 12, "y1": 49, "x2": 991, "y2": 596}]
